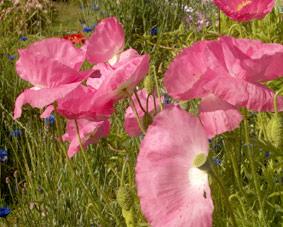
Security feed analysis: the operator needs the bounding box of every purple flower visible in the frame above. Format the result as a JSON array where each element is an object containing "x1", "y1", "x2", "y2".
[
  {"x1": 150, "y1": 26, "x2": 158, "y2": 36},
  {"x1": 19, "y1": 36, "x2": 28, "y2": 41},
  {"x1": 0, "y1": 207, "x2": 11, "y2": 218},
  {"x1": 0, "y1": 149, "x2": 8, "y2": 162}
]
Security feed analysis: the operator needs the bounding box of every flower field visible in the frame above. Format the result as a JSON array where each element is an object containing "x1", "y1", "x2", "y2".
[{"x1": 1, "y1": 0, "x2": 283, "y2": 226}]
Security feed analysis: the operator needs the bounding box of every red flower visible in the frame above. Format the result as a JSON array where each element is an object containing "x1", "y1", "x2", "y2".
[{"x1": 63, "y1": 33, "x2": 86, "y2": 45}]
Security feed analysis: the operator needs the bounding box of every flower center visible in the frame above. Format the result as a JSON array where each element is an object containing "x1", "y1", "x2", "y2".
[
  {"x1": 188, "y1": 167, "x2": 208, "y2": 188},
  {"x1": 192, "y1": 153, "x2": 207, "y2": 168},
  {"x1": 237, "y1": 0, "x2": 252, "y2": 11}
]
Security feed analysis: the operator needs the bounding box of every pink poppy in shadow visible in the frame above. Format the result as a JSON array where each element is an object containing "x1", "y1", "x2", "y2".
[
  {"x1": 62, "y1": 119, "x2": 110, "y2": 158},
  {"x1": 213, "y1": 0, "x2": 275, "y2": 22},
  {"x1": 136, "y1": 106, "x2": 213, "y2": 227}
]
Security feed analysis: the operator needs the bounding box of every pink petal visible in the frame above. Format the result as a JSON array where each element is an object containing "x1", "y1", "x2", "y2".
[
  {"x1": 13, "y1": 83, "x2": 81, "y2": 119},
  {"x1": 86, "y1": 17, "x2": 125, "y2": 64},
  {"x1": 202, "y1": 69, "x2": 283, "y2": 112},
  {"x1": 17, "y1": 37, "x2": 84, "y2": 71},
  {"x1": 164, "y1": 41, "x2": 212, "y2": 100},
  {"x1": 90, "y1": 54, "x2": 150, "y2": 110},
  {"x1": 57, "y1": 85, "x2": 113, "y2": 120},
  {"x1": 40, "y1": 105, "x2": 54, "y2": 118},
  {"x1": 199, "y1": 94, "x2": 243, "y2": 138},
  {"x1": 213, "y1": 0, "x2": 275, "y2": 22},
  {"x1": 63, "y1": 119, "x2": 110, "y2": 158},
  {"x1": 136, "y1": 106, "x2": 213, "y2": 227}
]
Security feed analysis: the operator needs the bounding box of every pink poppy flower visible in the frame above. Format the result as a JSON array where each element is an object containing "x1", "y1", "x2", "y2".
[
  {"x1": 164, "y1": 37, "x2": 283, "y2": 112},
  {"x1": 62, "y1": 119, "x2": 110, "y2": 158},
  {"x1": 199, "y1": 94, "x2": 243, "y2": 138},
  {"x1": 86, "y1": 17, "x2": 125, "y2": 64},
  {"x1": 124, "y1": 89, "x2": 160, "y2": 137},
  {"x1": 213, "y1": 0, "x2": 275, "y2": 22},
  {"x1": 14, "y1": 38, "x2": 88, "y2": 119},
  {"x1": 136, "y1": 106, "x2": 213, "y2": 227}
]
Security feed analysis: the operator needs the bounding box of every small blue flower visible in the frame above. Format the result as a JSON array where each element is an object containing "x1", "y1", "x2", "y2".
[
  {"x1": 212, "y1": 157, "x2": 221, "y2": 166},
  {"x1": 0, "y1": 149, "x2": 8, "y2": 162},
  {"x1": 10, "y1": 129, "x2": 22, "y2": 138},
  {"x1": 163, "y1": 94, "x2": 171, "y2": 105},
  {"x1": 44, "y1": 114, "x2": 55, "y2": 126},
  {"x1": 0, "y1": 207, "x2": 11, "y2": 218},
  {"x1": 7, "y1": 54, "x2": 16, "y2": 61},
  {"x1": 83, "y1": 26, "x2": 93, "y2": 33},
  {"x1": 150, "y1": 26, "x2": 158, "y2": 36},
  {"x1": 19, "y1": 36, "x2": 28, "y2": 41}
]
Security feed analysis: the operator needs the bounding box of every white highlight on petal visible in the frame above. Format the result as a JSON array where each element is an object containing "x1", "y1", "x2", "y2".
[
  {"x1": 108, "y1": 54, "x2": 119, "y2": 66},
  {"x1": 188, "y1": 167, "x2": 208, "y2": 189}
]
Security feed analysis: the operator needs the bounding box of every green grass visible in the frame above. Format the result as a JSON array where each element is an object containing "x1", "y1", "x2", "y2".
[{"x1": 1, "y1": 0, "x2": 283, "y2": 226}]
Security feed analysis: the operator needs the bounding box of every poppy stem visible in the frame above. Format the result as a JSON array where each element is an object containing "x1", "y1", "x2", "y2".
[
  {"x1": 134, "y1": 90, "x2": 147, "y2": 114},
  {"x1": 127, "y1": 92, "x2": 146, "y2": 134},
  {"x1": 152, "y1": 65, "x2": 163, "y2": 111},
  {"x1": 209, "y1": 162, "x2": 238, "y2": 227}
]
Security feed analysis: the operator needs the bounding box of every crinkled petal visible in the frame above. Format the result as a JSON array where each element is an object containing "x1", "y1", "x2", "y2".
[
  {"x1": 16, "y1": 51, "x2": 85, "y2": 87},
  {"x1": 199, "y1": 94, "x2": 243, "y2": 138},
  {"x1": 57, "y1": 85, "x2": 113, "y2": 120},
  {"x1": 86, "y1": 17, "x2": 125, "y2": 64},
  {"x1": 202, "y1": 70, "x2": 283, "y2": 112},
  {"x1": 13, "y1": 83, "x2": 80, "y2": 119},
  {"x1": 136, "y1": 106, "x2": 213, "y2": 227},
  {"x1": 21, "y1": 38, "x2": 85, "y2": 70},
  {"x1": 164, "y1": 41, "x2": 212, "y2": 100}
]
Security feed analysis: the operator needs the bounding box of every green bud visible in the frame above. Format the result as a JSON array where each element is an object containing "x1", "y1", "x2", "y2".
[
  {"x1": 143, "y1": 75, "x2": 154, "y2": 94},
  {"x1": 142, "y1": 112, "x2": 153, "y2": 131},
  {"x1": 116, "y1": 186, "x2": 133, "y2": 211}
]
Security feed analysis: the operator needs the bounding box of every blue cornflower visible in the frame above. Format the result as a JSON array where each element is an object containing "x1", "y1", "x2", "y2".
[
  {"x1": 150, "y1": 26, "x2": 158, "y2": 36},
  {"x1": 44, "y1": 114, "x2": 55, "y2": 126},
  {"x1": 0, "y1": 207, "x2": 11, "y2": 218},
  {"x1": 163, "y1": 94, "x2": 171, "y2": 105},
  {"x1": 212, "y1": 157, "x2": 221, "y2": 166},
  {"x1": 265, "y1": 151, "x2": 270, "y2": 159},
  {"x1": 83, "y1": 26, "x2": 93, "y2": 33},
  {"x1": 0, "y1": 149, "x2": 8, "y2": 162},
  {"x1": 10, "y1": 129, "x2": 22, "y2": 137},
  {"x1": 19, "y1": 36, "x2": 28, "y2": 41}
]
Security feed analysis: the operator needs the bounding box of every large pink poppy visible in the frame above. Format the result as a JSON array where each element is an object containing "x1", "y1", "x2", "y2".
[
  {"x1": 62, "y1": 119, "x2": 110, "y2": 158},
  {"x1": 14, "y1": 38, "x2": 88, "y2": 119},
  {"x1": 124, "y1": 89, "x2": 160, "y2": 137},
  {"x1": 213, "y1": 0, "x2": 275, "y2": 22},
  {"x1": 136, "y1": 106, "x2": 213, "y2": 227},
  {"x1": 164, "y1": 36, "x2": 283, "y2": 112}
]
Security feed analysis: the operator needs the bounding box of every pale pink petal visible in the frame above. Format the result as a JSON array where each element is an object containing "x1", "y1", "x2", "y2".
[
  {"x1": 13, "y1": 83, "x2": 81, "y2": 119},
  {"x1": 213, "y1": 0, "x2": 275, "y2": 22},
  {"x1": 90, "y1": 54, "x2": 150, "y2": 111},
  {"x1": 164, "y1": 41, "x2": 212, "y2": 100},
  {"x1": 22, "y1": 38, "x2": 85, "y2": 70},
  {"x1": 199, "y1": 94, "x2": 243, "y2": 138},
  {"x1": 63, "y1": 119, "x2": 110, "y2": 158},
  {"x1": 136, "y1": 106, "x2": 213, "y2": 227},
  {"x1": 111, "y1": 48, "x2": 140, "y2": 67},
  {"x1": 86, "y1": 17, "x2": 125, "y2": 64},
  {"x1": 40, "y1": 105, "x2": 54, "y2": 118},
  {"x1": 202, "y1": 70, "x2": 283, "y2": 112}
]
